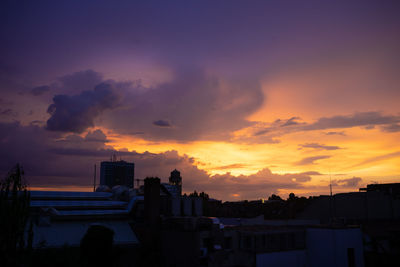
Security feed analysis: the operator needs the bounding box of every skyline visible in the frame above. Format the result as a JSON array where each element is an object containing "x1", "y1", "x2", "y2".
[{"x1": 1, "y1": 0, "x2": 400, "y2": 200}]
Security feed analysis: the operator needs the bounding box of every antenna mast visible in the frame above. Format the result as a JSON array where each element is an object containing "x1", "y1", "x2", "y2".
[{"x1": 93, "y1": 164, "x2": 96, "y2": 192}]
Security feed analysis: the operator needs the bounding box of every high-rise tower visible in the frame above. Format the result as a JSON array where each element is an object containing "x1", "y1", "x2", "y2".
[{"x1": 100, "y1": 159, "x2": 134, "y2": 188}]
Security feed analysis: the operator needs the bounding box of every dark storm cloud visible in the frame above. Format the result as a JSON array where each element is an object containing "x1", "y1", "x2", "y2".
[
  {"x1": 103, "y1": 67, "x2": 264, "y2": 141},
  {"x1": 57, "y1": 70, "x2": 104, "y2": 94},
  {"x1": 295, "y1": 155, "x2": 331, "y2": 165},
  {"x1": 32, "y1": 66, "x2": 262, "y2": 141},
  {"x1": 46, "y1": 83, "x2": 120, "y2": 133},
  {"x1": 153, "y1": 120, "x2": 171, "y2": 127},
  {"x1": 30, "y1": 85, "x2": 50, "y2": 96},
  {"x1": 299, "y1": 143, "x2": 341, "y2": 151},
  {"x1": 84, "y1": 129, "x2": 109, "y2": 142}
]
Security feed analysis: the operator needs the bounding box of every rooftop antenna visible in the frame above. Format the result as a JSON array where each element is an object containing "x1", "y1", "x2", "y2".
[
  {"x1": 93, "y1": 164, "x2": 96, "y2": 192},
  {"x1": 329, "y1": 170, "x2": 333, "y2": 197}
]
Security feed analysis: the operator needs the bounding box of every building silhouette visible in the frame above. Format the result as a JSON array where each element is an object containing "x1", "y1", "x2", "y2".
[
  {"x1": 100, "y1": 158, "x2": 134, "y2": 188},
  {"x1": 169, "y1": 169, "x2": 182, "y2": 196}
]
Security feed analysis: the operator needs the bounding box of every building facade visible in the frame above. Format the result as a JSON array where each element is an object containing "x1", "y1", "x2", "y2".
[{"x1": 100, "y1": 160, "x2": 135, "y2": 188}]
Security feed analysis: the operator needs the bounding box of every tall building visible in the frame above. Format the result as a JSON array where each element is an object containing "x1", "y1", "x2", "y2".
[
  {"x1": 100, "y1": 159, "x2": 134, "y2": 188},
  {"x1": 169, "y1": 169, "x2": 182, "y2": 196}
]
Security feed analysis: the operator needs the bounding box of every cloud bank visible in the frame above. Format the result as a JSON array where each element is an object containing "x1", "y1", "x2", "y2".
[
  {"x1": 46, "y1": 83, "x2": 120, "y2": 133},
  {"x1": 0, "y1": 122, "x2": 332, "y2": 200}
]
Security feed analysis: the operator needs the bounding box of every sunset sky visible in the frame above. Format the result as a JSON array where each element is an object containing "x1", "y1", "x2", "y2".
[{"x1": 1, "y1": 0, "x2": 400, "y2": 200}]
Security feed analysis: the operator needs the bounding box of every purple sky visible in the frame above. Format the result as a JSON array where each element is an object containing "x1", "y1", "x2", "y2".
[{"x1": 1, "y1": 1, "x2": 400, "y2": 200}]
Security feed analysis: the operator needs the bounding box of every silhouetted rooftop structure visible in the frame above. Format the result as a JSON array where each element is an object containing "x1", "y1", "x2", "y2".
[
  {"x1": 359, "y1": 182, "x2": 400, "y2": 196},
  {"x1": 100, "y1": 160, "x2": 135, "y2": 188},
  {"x1": 169, "y1": 169, "x2": 182, "y2": 196},
  {"x1": 28, "y1": 190, "x2": 142, "y2": 248}
]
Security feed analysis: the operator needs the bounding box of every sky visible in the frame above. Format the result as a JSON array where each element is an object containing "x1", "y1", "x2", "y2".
[{"x1": 1, "y1": 0, "x2": 400, "y2": 200}]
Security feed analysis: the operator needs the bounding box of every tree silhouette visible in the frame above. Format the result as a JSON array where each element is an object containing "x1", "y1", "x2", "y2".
[
  {"x1": 268, "y1": 194, "x2": 283, "y2": 201},
  {"x1": 0, "y1": 164, "x2": 32, "y2": 266}
]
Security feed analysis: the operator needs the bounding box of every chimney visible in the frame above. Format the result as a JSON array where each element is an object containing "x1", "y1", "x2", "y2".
[{"x1": 144, "y1": 177, "x2": 160, "y2": 226}]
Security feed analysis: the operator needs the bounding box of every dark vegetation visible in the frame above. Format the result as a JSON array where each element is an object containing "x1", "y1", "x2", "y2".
[{"x1": 0, "y1": 164, "x2": 32, "y2": 267}]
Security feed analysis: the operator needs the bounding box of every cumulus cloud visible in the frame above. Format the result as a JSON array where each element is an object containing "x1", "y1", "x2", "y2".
[
  {"x1": 193, "y1": 168, "x2": 318, "y2": 200},
  {"x1": 295, "y1": 155, "x2": 331, "y2": 165},
  {"x1": 37, "y1": 68, "x2": 263, "y2": 141},
  {"x1": 84, "y1": 129, "x2": 109, "y2": 142},
  {"x1": 332, "y1": 177, "x2": 362, "y2": 188},
  {"x1": 102, "y1": 67, "x2": 264, "y2": 141},
  {"x1": 299, "y1": 142, "x2": 341, "y2": 150},
  {"x1": 57, "y1": 70, "x2": 104, "y2": 94},
  {"x1": 46, "y1": 83, "x2": 120, "y2": 133}
]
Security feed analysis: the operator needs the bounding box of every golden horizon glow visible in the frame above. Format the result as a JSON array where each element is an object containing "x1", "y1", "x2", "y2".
[{"x1": 100, "y1": 122, "x2": 400, "y2": 195}]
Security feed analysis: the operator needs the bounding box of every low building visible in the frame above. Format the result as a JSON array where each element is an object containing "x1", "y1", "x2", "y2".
[
  {"x1": 158, "y1": 215, "x2": 364, "y2": 267},
  {"x1": 29, "y1": 190, "x2": 142, "y2": 249},
  {"x1": 298, "y1": 183, "x2": 400, "y2": 223}
]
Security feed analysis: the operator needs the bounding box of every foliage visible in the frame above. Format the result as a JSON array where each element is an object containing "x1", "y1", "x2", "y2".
[
  {"x1": 268, "y1": 194, "x2": 283, "y2": 201},
  {"x1": 0, "y1": 164, "x2": 32, "y2": 266}
]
